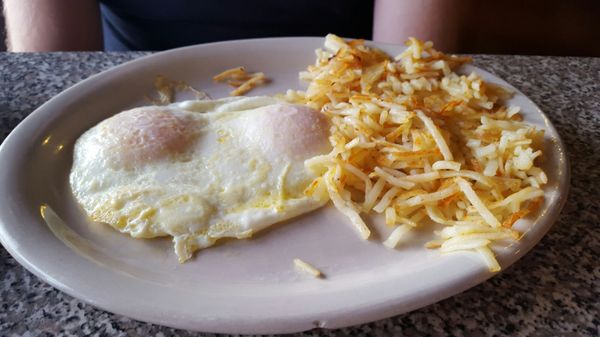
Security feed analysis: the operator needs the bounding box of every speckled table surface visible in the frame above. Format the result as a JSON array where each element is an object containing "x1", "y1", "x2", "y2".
[{"x1": 0, "y1": 52, "x2": 598, "y2": 337}]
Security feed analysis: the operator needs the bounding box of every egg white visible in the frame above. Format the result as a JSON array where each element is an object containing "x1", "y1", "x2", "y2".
[{"x1": 70, "y1": 96, "x2": 331, "y2": 262}]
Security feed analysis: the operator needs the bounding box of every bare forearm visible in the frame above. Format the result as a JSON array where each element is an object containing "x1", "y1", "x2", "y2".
[
  {"x1": 373, "y1": 0, "x2": 466, "y2": 52},
  {"x1": 4, "y1": 0, "x2": 103, "y2": 52}
]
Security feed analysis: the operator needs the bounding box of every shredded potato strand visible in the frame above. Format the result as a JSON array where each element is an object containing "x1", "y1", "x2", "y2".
[
  {"x1": 286, "y1": 34, "x2": 546, "y2": 272},
  {"x1": 149, "y1": 75, "x2": 210, "y2": 104},
  {"x1": 214, "y1": 67, "x2": 269, "y2": 96},
  {"x1": 293, "y1": 258, "x2": 323, "y2": 278}
]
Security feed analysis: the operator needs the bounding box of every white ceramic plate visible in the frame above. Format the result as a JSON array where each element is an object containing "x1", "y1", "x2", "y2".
[{"x1": 0, "y1": 38, "x2": 569, "y2": 334}]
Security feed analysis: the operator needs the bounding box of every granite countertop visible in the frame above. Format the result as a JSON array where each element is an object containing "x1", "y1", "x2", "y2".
[{"x1": 0, "y1": 52, "x2": 598, "y2": 337}]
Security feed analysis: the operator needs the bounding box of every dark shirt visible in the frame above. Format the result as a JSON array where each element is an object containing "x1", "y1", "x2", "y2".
[{"x1": 99, "y1": 0, "x2": 374, "y2": 51}]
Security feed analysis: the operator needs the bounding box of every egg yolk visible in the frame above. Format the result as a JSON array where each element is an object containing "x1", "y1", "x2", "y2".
[
  {"x1": 234, "y1": 103, "x2": 330, "y2": 161},
  {"x1": 101, "y1": 107, "x2": 194, "y2": 169}
]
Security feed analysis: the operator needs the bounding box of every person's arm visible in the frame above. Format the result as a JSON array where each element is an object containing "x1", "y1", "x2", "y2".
[
  {"x1": 373, "y1": 0, "x2": 466, "y2": 52},
  {"x1": 4, "y1": 0, "x2": 103, "y2": 52}
]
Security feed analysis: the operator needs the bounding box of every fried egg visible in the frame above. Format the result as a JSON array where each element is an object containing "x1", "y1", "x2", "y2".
[{"x1": 69, "y1": 96, "x2": 331, "y2": 262}]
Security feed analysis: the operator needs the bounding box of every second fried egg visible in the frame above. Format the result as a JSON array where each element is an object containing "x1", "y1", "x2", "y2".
[{"x1": 69, "y1": 96, "x2": 331, "y2": 262}]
